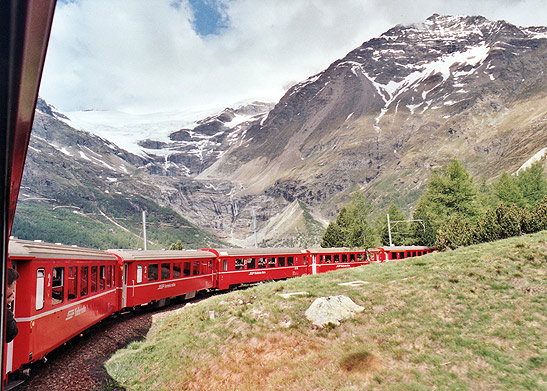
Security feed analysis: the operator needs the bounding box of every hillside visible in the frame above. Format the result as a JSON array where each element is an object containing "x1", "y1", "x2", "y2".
[
  {"x1": 105, "y1": 230, "x2": 547, "y2": 390},
  {"x1": 14, "y1": 15, "x2": 547, "y2": 247}
]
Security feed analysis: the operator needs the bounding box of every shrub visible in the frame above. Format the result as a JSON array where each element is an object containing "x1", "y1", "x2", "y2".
[{"x1": 436, "y1": 215, "x2": 475, "y2": 251}]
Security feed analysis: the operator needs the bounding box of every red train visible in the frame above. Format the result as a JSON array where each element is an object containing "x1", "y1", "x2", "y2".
[{"x1": 4, "y1": 239, "x2": 433, "y2": 384}]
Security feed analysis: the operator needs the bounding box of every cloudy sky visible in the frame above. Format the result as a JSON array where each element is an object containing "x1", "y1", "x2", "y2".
[{"x1": 40, "y1": 0, "x2": 546, "y2": 115}]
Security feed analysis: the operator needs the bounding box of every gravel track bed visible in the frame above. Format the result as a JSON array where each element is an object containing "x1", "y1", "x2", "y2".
[{"x1": 15, "y1": 302, "x2": 188, "y2": 391}]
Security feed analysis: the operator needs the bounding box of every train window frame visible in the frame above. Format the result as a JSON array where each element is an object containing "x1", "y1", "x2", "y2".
[
  {"x1": 350, "y1": 254, "x2": 355, "y2": 262},
  {"x1": 223, "y1": 259, "x2": 228, "y2": 271},
  {"x1": 247, "y1": 258, "x2": 256, "y2": 269},
  {"x1": 303, "y1": 256, "x2": 306, "y2": 265},
  {"x1": 99, "y1": 265, "x2": 106, "y2": 291},
  {"x1": 192, "y1": 261, "x2": 200, "y2": 275},
  {"x1": 148, "y1": 264, "x2": 159, "y2": 281},
  {"x1": 36, "y1": 268, "x2": 45, "y2": 311},
  {"x1": 68, "y1": 266, "x2": 78, "y2": 301},
  {"x1": 136, "y1": 265, "x2": 143, "y2": 283},
  {"x1": 80, "y1": 266, "x2": 89, "y2": 297},
  {"x1": 278, "y1": 257, "x2": 285, "y2": 267},
  {"x1": 334, "y1": 254, "x2": 340, "y2": 263},
  {"x1": 90, "y1": 266, "x2": 98, "y2": 294},
  {"x1": 268, "y1": 257, "x2": 276, "y2": 267},
  {"x1": 287, "y1": 256, "x2": 294, "y2": 266},
  {"x1": 183, "y1": 262, "x2": 191, "y2": 276},
  {"x1": 107, "y1": 265, "x2": 112, "y2": 288},
  {"x1": 52, "y1": 267, "x2": 64, "y2": 306},
  {"x1": 325, "y1": 255, "x2": 332, "y2": 263},
  {"x1": 258, "y1": 257, "x2": 267, "y2": 268},
  {"x1": 173, "y1": 262, "x2": 182, "y2": 278},
  {"x1": 342, "y1": 254, "x2": 348, "y2": 262},
  {"x1": 161, "y1": 263, "x2": 171, "y2": 280},
  {"x1": 235, "y1": 258, "x2": 245, "y2": 270}
]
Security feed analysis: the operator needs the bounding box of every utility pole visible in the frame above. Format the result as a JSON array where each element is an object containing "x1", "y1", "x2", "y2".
[
  {"x1": 142, "y1": 211, "x2": 147, "y2": 250},
  {"x1": 387, "y1": 213, "x2": 393, "y2": 247}
]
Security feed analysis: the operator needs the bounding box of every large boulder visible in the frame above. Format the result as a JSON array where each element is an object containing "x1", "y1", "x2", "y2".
[{"x1": 305, "y1": 295, "x2": 364, "y2": 328}]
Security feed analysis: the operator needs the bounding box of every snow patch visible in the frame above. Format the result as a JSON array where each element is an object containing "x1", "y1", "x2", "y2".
[{"x1": 516, "y1": 147, "x2": 547, "y2": 174}]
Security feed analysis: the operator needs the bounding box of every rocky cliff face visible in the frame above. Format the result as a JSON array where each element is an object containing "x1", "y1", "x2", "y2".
[{"x1": 15, "y1": 15, "x2": 547, "y2": 248}]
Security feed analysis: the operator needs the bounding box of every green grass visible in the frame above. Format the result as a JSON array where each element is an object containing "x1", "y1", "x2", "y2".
[{"x1": 105, "y1": 231, "x2": 547, "y2": 390}]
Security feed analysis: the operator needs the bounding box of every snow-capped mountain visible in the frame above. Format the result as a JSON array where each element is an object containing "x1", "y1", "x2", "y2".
[{"x1": 17, "y1": 15, "x2": 547, "y2": 248}]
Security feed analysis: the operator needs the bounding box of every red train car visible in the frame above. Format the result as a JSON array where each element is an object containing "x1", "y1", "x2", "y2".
[
  {"x1": 376, "y1": 245, "x2": 435, "y2": 262},
  {"x1": 203, "y1": 248, "x2": 309, "y2": 290},
  {"x1": 306, "y1": 248, "x2": 372, "y2": 274},
  {"x1": 108, "y1": 249, "x2": 218, "y2": 309},
  {"x1": 5, "y1": 240, "x2": 119, "y2": 375}
]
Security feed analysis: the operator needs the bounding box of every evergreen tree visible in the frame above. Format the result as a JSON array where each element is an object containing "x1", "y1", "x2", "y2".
[
  {"x1": 494, "y1": 172, "x2": 525, "y2": 207},
  {"x1": 517, "y1": 162, "x2": 547, "y2": 207},
  {"x1": 320, "y1": 221, "x2": 345, "y2": 248},
  {"x1": 169, "y1": 240, "x2": 184, "y2": 250},
  {"x1": 411, "y1": 159, "x2": 478, "y2": 245}
]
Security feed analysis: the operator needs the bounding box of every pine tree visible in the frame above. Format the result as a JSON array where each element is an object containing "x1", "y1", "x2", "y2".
[
  {"x1": 494, "y1": 172, "x2": 525, "y2": 207},
  {"x1": 411, "y1": 159, "x2": 478, "y2": 245},
  {"x1": 517, "y1": 162, "x2": 547, "y2": 207}
]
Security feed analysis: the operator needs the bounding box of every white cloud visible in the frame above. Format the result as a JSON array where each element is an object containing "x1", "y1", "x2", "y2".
[{"x1": 40, "y1": 0, "x2": 546, "y2": 114}]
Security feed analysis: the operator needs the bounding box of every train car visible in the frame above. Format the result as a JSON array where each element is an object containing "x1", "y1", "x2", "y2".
[
  {"x1": 203, "y1": 248, "x2": 309, "y2": 290},
  {"x1": 5, "y1": 240, "x2": 119, "y2": 375},
  {"x1": 306, "y1": 248, "x2": 372, "y2": 274},
  {"x1": 376, "y1": 245, "x2": 435, "y2": 262},
  {"x1": 108, "y1": 249, "x2": 218, "y2": 309}
]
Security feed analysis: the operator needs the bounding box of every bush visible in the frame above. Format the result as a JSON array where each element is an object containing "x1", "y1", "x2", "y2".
[
  {"x1": 436, "y1": 215, "x2": 475, "y2": 251},
  {"x1": 496, "y1": 204, "x2": 522, "y2": 239},
  {"x1": 473, "y1": 207, "x2": 501, "y2": 243}
]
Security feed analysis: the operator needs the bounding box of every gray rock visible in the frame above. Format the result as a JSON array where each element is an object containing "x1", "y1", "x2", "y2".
[{"x1": 305, "y1": 295, "x2": 364, "y2": 328}]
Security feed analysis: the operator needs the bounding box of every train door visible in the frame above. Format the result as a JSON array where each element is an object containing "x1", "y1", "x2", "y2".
[
  {"x1": 122, "y1": 263, "x2": 128, "y2": 308},
  {"x1": 4, "y1": 262, "x2": 17, "y2": 375},
  {"x1": 312, "y1": 254, "x2": 317, "y2": 275}
]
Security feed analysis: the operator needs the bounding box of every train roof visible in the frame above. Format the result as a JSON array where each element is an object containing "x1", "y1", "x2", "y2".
[
  {"x1": 8, "y1": 239, "x2": 118, "y2": 261},
  {"x1": 107, "y1": 249, "x2": 217, "y2": 261},
  {"x1": 211, "y1": 248, "x2": 307, "y2": 257},
  {"x1": 376, "y1": 245, "x2": 434, "y2": 251},
  {"x1": 306, "y1": 247, "x2": 368, "y2": 254}
]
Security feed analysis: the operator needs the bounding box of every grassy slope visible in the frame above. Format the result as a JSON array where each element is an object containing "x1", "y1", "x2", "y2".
[{"x1": 105, "y1": 231, "x2": 547, "y2": 390}]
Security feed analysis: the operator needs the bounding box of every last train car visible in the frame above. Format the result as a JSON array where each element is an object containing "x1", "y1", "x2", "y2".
[
  {"x1": 108, "y1": 249, "x2": 218, "y2": 309},
  {"x1": 5, "y1": 239, "x2": 119, "y2": 375},
  {"x1": 203, "y1": 248, "x2": 310, "y2": 290},
  {"x1": 376, "y1": 245, "x2": 435, "y2": 262}
]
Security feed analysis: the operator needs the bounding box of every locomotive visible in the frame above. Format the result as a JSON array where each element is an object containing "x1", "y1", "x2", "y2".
[{"x1": 4, "y1": 238, "x2": 433, "y2": 385}]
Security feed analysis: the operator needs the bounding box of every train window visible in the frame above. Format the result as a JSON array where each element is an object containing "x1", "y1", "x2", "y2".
[
  {"x1": 325, "y1": 255, "x2": 331, "y2": 263},
  {"x1": 223, "y1": 259, "x2": 228, "y2": 271},
  {"x1": 342, "y1": 254, "x2": 348, "y2": 262},
  {"x1": 107, "y1": 265, "x2": 112, "y2": 288},
  {"x1": 148, "y1": 264, "x2": 159, "y2": 281},
  {"x1": 287, "y1": 257, "x2": 294, "y2": 266},
  {"x1": 303, "y1": 256, "x2": 306, "y2": 265},
  {"x1": 334, "y1": 255, "x2": 340, "y2": 263},
  {"x1": 399, "y1": 252, "x2": 405, "y2": 259},
  {"x1": 202, "y1": 260, "x2": 210, "y2": 273},
  {"x1": 91, "y1": 266, "x2": 98, "y2": 293},
  {"x1": 80, "y1": 266, "x2": 89, "y2": 297},
  {"x1": 183, "y1": 262, "x2": 191, "y2": 276},
  {"x1": 320, "y1": 255, "x2": 325, "y2": 264},
  {"x1": 192, "y1": 261, "x2": 200, "y2": 275},
  {"x1": 68, "y1": 266, "x2": 78, "y2": 300},
  {"x1": 235, "y1": 259, "x2": 245, "y2": 270},
  {"x1": 136, "y1": 265, "x2": 143, "y2": 283},
  {"x1": 278, "y1": 257, "x2": 285, "y2": 267},
  {"x1": 36, "y1": 268, "x2": 45, "y2": 311},
  {"x1": 350, "y1": 254, "x2": 355, "y2": 262},
  {"x1": 268, "y1": 257, "x2": 276, "y2": 267},
  {"x1": 173, "y1": 263, "x2": 181, "y2": 278},
  {"x1": 392, "y1": 252, "x2": 398, "y2": 260},
  {"x1": 412, "y1": 251, "x2": 417, "y2": 257},
  {"x1": 258, "y1": 258, "x2": 267, "y2": 268},
  {"x1": 161, "y1": 263, "x2": 171, "y2": 280},
  {"x1": 52, "y1": 267, "x2": 64, "y2": 306},
  {"x1": 99, "y1": 265, "x2": 106, "y2": 291},
  {"x1": 247, "y1": 258, "x2": 256, "y2": 269},
  {"x1": 357, "y1": 254, "x2": 363, "y2": 261}
]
